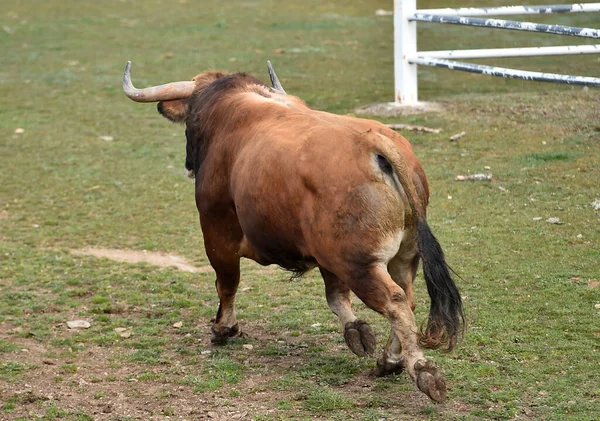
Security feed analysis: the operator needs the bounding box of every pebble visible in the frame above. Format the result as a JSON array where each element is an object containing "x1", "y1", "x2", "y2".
[
  {"x1": 532, "y1": 217, "x2": 542, "y2": 221},
  {"x1": 242, "y1": 344, "x2": 253, "y2": 350},
  {"x1": 99, "y1": 135, "x2": 114, "y2": 142},
  {"x1": 15, "y1": 128, "x2": 24, "y2": 134},
  {"x1": 546, "y1": 217, "x2": 563, "y2": 224},
  {"x1": 66, "y1": 320, "x2": 91, "y2": 329},
  {"x1": 172, "y1": 321, "x2": 183, "y2": 328}
]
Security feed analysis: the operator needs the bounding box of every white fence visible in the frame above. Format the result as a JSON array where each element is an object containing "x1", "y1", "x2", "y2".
[{"x1": 394, "y1": 1, "x2": 600, "y2": 105}]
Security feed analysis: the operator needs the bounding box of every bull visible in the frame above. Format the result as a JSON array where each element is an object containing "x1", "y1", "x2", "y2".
[{"x1": 122, "y1": 61, "x2": 464, "y2": 402}]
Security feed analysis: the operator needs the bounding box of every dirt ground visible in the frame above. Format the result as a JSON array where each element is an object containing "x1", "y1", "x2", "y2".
[
  {"x1": 0, "y1": 247, "x2": 442, "y2": 420},
  {"x1": 1, "y1": 320, "x2": 442, "y2": 421}
]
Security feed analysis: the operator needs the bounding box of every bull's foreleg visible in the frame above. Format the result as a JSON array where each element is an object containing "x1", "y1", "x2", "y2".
[
  {"x1": 345, "y1": 265, "x2": 447, "y2": 402},
  {"x1": 202, "y1": 213, "x2": 245, "y2": 344},
  {"x1": 210, "y1": 259, "x2": 243, "y2": 344},
  {"x1": 319, "y1": 268, "x2": 376, "y2": 357}
]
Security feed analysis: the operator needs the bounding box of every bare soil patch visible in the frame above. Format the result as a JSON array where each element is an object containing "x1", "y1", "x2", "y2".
[
  {"x1": 71, "y1": 248, "x2": 213, "y2": 274},
  {"x1": 354, "y1": 101, "x2": 446, "y2": 117}
]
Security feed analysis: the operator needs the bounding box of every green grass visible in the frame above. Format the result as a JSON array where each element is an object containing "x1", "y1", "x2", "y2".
[{"x1": 1, "y1": 0, "x2": 599, "y2": 420}]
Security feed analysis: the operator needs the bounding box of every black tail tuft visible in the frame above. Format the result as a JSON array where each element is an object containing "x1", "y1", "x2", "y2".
[{"x1": 416, "y1": 218, "x2": 464, "y2": 351}]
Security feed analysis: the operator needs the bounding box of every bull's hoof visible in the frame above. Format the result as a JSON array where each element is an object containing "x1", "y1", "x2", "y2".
[
  {"x1": 344, "y1": 319, "x2": 376, "y2": 357},
  {"x1": 373, "y1": 356, "x2": 406, "y2": 377},
  {"x1": 211, "y1": 323, "x2": 241, "y2": 344},
  {"x1": 414, "y1": 360, "x2": 447, "y2": 402}
]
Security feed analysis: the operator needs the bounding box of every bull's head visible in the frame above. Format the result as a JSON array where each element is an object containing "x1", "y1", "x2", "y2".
[
  {"x1": 122, "y1": 61, "x2": 287, "y2": 177},
  {"x1": 122, "y1": 61, "x2": 287, "y2": 122}
]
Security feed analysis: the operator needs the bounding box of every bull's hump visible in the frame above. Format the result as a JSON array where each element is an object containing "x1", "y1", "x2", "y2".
[{"x1": 244, "y1": 90, "x2": 304, "y2": 110}]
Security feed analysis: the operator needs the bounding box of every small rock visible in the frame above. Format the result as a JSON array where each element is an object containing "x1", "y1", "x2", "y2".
[
  {"x1": 577, "y1": 234, "x2": 583, "y2": 239},
  {"x1": 15, "y1": 128, "x2": 24, "y2": 134},
  {"x1": 546, "y1": 217, "x2": 563, "y2": 225},
  {"x1": 114, "y1": 327, "x2": 128, "y2": 333},
  {"x1": 242, "y1": 344, "x2": 253, "y2": 350},
  {"x1": 449, "y1": 131, "x2": 466, "y2": 141},
  {"x1": 201, "y1": 350, "x2": 212, "y2": 355},
  {"x1": 310, "y1": 323, "x2": 322, "y2": 328},
  {"x1": 498, "y1": 186, "x2": 507, "y2": 192},
  {"x1": 592, "y1": 199, "x2": 600, "y2": 212},
  {"x1": 455, "y1": 173, "x2": 492, "y2": 182},
  {"x1": 374, "y1": 9, "x2": 393, "y2": 16},
  {"x1": 66, "y1": 320, "x2": 91, "y2": 329},
  {"x1": 99, "y1": 135, "x2": 114, "y2": 142},
  {"x1": 447, "y1": 195, "x2": 452, "y2": 200},
  {"x1": 120, "y1": 331, "x2": 131, "y2": 338},
  {"x1": 172, "y1": 321, "x2": 183, "y2": 329},
  {"x1": 594, "y1": 303, "x2": 600, "y2": 309},
  {"x1": 532, "y1": 217, "x2": 542, "y2": 221}
]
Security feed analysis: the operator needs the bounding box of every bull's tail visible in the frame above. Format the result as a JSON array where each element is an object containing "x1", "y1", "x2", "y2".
[
  {"x1": 415, "y1": 218, "x2": 464, "y2": 351},
  {"x1": 375, "y1": 145, "x2": 464, "y2": 351}
]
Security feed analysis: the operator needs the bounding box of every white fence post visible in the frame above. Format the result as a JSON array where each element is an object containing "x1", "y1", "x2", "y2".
[{"x1": 394, "y1": 0, "x2": 418, "y2": 105}]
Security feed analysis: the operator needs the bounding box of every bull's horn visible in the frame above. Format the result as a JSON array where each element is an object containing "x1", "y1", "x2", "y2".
[
  {"x1": 122, "y1": 61, "x2": 196, "y2": 102},
  {"x1": 267, "y1": 60, "x2": 286, "y2": 95}
]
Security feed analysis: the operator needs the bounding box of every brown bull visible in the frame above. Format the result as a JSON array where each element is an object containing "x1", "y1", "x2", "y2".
[{"x1": 122, "y1": 61, "x2": 464, "y2": 402}]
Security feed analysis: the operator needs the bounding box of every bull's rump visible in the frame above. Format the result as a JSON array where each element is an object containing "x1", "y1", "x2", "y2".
[{"x1": 228, "y1": 123, "x2": 407, "y2": 273}]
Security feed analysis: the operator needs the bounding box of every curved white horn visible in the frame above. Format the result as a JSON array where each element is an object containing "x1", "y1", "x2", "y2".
[
  {"x1": 267, "y1": 60, "x2": 287, "y2": 95},
  {"x1": 122, "y1": 61, "x2": 196, "y2": 102}
]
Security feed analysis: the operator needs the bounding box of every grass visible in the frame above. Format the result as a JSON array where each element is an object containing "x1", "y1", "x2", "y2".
[{"x1": 1, "y1": 0, "x2": 599, "y2": 420}]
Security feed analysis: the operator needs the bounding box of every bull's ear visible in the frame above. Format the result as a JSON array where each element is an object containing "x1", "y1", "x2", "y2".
[{"x1": 157, "y1": 99, "x2": 189, "y2": 123}]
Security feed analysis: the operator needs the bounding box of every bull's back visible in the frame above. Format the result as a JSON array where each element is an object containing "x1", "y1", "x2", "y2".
[{"x1": 228, "y1": 117, "x2": 409, "y2": 272}]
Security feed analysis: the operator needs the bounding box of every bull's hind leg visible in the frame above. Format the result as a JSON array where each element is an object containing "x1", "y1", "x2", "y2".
[
  {"x1": 345, "y1": 265, "x2": 447, "y2": 402},
  {"x1": 374, "y1": 253, "x2": 420, "y2": 376},
  {"x1": 319, "y1": 268, "x2": 376, "y2": 357}
]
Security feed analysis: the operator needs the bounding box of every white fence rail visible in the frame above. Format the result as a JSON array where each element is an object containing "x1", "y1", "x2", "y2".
[{"x1": 394, "y1": 1, "x2": 600, "y2": 105}]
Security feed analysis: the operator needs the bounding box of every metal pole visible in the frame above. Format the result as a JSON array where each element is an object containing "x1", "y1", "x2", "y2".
[
  {"x1": 417, "y1": 3, "x2": 600, "y2": 17},
  {"x1": 417, "y1": 44, "x2": 600, "y2": 59},
  {"x1": 395, "y1": 0, "x2": 418, "y2": 105},
  {"x1": 411, "y1": 14, "x2": 600, "y2": 38},
  {"x1": 409, "y1": 56, "x2": 600, "y2": 87}
]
